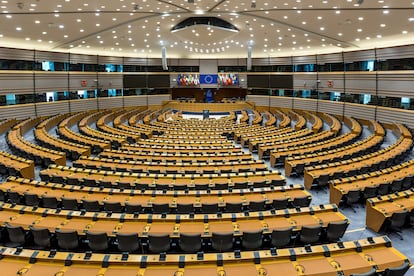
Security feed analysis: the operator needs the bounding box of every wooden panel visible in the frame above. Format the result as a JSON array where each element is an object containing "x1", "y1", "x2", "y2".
[
  {"x1": 70, "y1": 98, "x2": 99, "y2": 113},
  {"x1": 0, "y1": 104, "x2": 36, "y2": 120},
  {"x1": 344, "y1": 102, "x2": 376, "y2": 121},
  {"x1": 36, "y1": 101, "x2": 70, "y2": 117},
  {"x1": 344, "y1": 72, "x2": 376, "y2": 94},
  {"x1": 377, "y1": 106, "x2": 414, "y2": 128},
  {"x1": 123, "y1": 95, "x2": 148, "y2": 107},
  {"x1": 318, "y1": 99, "x2": 344, "y2": 117},
  {"x1": 293, "y1": 98, "x2": 318, "y2": 112},
  {"x1": 98, "y1": 97, "x2": 123, "y2": 110}
]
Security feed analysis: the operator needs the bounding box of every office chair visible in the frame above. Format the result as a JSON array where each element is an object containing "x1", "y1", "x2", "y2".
[
  {"x1": 242, "y1": 230, "x2": 263, "y2": 250},
  {"x1": 325, "y1": 221, "x2": 349, "y2": 242},
  {"x1": 5, "y1": 224, "x2": 30, "y2": 247},
  {"x1": 61, "y1": 198, "x2": 79, "y2": 211},
  {"x1": 42, "y1": 195, "x2": 59, "y2": 209},
  {"x1": 271, "y1": 198, "x2": 289, "y2": 210},
  {"x1": 24, "y1": 193, "x2": 40, "y2": 207},
  {"x1": 125, "y1": 202, "x2": 142, "y2": 214},
  {"x1": 103, "y1": 202, "x2": 123, "y2": 213},
  {"x1": 82, "y1": 200, "x2": 101, "y2": 212},
  {"x1": 211, "y1": 232, "x2": 234, "y2": 252},
  {"x1": 270, "y1": 227, "x2": 293, "y2": 248},
  {"x1": 377, "y1": 183, "x2": 390, "y2": 196},
  {"x1": 148, "y1": 234, "x2": 171, "y2": 253},
  {"x1": 386, "y1": 210, "x2": 408, "y2": 240},
  {"x1": 298, "y1": 225, "x2": 322, "y2": 245},
  {"x1": 343, "y1": 188, "x2": 361, "y2": 213},
  {"x1": 56, "y1": 230, "x2": 80, "y2": 251},
  {"x1": 225, "y1": 202, "x2": 243, "y2": 213},
  {"x1": 86, "y1": 231, "x2": 109, "y2": 252},
  {"x1": 30, "y1": 227, "x2": 53, "y2": 249},
  {"x1": 362, "y1": 186, "x2": 377, "y2": 200},
  {"x1": 382, "y1": 260, "x2": 410, "y2": 276},
  {"x1": 179, "y1": 233, "x2": 202, "y2": 253},
  {"x1": 249, "y1": 200, "x2": 266, "y2": 212},
  {"x1": 116, "y1": 232, "x2": 140, "y2": 253},
  {"x1": 350, "y1": 267, "x2": 377, "y2": 276},
  {"x1": 292, "y1": 196, "x2": 311, "y2": 208},
  {"x1": 176, "y1": 203, "x2": 194, "y2": 214},
  {"x1": 201, "y1": 203, "x2": 219, "y2": 213},
  {"x1": 152, "y1": 203, "x2": 170, "y2": 214}
]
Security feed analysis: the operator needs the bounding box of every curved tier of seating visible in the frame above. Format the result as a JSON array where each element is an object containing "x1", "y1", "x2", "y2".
[{"x1": 0, "y1": 105, "x2": 412, "y2": 275}]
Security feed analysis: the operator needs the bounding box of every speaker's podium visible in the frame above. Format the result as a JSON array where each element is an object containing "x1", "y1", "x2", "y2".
[{"x1": 202, "y1": 110, "x2": 209, "y2": 120}]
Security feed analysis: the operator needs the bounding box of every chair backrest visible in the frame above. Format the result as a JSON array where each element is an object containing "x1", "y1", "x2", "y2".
[
  {"x1": 225, "y1": 202, "x2": 242, "y2": 213},
  {"x1": 346, "y1": 189, "x2": 361, "y2": 204},
  {"x1": 211, "y1": 232, "x2": 233, "y2": 252},
  {"x1": 242, "y1": 230, "x2": 263, "y2": 250},
  {"x1": 148, "y1": 234, "x2": 171, "y2": 253},
  {"x1": 116, "y1": 232, "x2": 140, "y2": 253},
  {"x1": 24, "y1": 193, "x2": 40, "y2": 207},
  {"x1": 56, "y1": 230, "x2": 79, "y2": 250},
  {"x1": 179, "y1": 233, "x2": 202, "y2": 253},
  {"x1": 201, "y1": 203, "x2": 219, "y2": 213},
  {"x1": 272, "y1": 198, "x2": 289, "y2": 210},
  {"x1": 30, "y1": 227, "x2": 51, "y2": 248},
  {"x1": 390, "y1": 211, "x2": 408, "y2": 228},
  {"x1": 299, "y1": 225, "x2": 322, "y2": 244},
  {"x1": 176, "y1": 203, "x2": 194, "y2": 214},
  {"x1": 152, "y1": 203, "x2": 170, "y2": 214},
  {"x1": 125, "y1": 202, "x2": 142, "y2": 214},
  {"x1": 62, "y1": 198, "x2": 79, "y2": 210},
  {"x1": 249, "y1": 200, "x2": 266, "y2": 212},
  {"x1": 326, "y1": 221, "x2": 349, "y2": 242},
  {"x1": 292, "y1": 196, "x2": 311, "y2": 208},
  {"x1": 382, "y1": 260, "x2": 410, "y2": 276},
  {"x1": 82, "y1": 200, "x2": 101, "y2": 212},
  {"x1": 271, "y1": 227, "x2": 293, "y2": 248},
  {"x1": 350, "y1": 267, "x2": 377, "y2": 276},
  {"x1": 86, "y1": 232, "x2": 109, "y2": 251},
  {"x1": 363, "y1": 186, "x2": 377, "y2": 199},
  {"x1": 7, "y1": 191, "x2": 20, "y2": 204},
  {"x1": 377, "y1": 183, "x2": 390, "y2": 195},
  {"x1": 42, "y1": 196, "x2": 58, "y2": 209},
  {"x1": 103, "y1": 202, "x2": 123, "y2": 213},
  {"x1": 6, "y1": 225, "x2": 26, "y2": 244}
]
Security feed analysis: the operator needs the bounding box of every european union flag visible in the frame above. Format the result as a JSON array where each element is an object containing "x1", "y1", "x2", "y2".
[{"x1": 200, "y1": 74, "x2": 218, "y2": 84}]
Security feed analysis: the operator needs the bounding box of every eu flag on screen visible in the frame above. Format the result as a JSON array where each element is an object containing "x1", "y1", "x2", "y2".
[{"x1": 200, "y1": 74, "x2": 218, "y2": 84}]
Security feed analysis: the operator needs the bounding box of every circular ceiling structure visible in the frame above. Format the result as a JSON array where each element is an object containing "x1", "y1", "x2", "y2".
[{"x1": 0, "y1": 0, "x2": 413, "y2": 58}]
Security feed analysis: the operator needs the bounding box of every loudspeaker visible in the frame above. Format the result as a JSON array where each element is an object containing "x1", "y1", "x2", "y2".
[
  {"x1": 161, "y1": 47, "x2": 168, "y2": 71},
  {"x1": 247, "y1": 46, "x2": 252, "y2": 71}
]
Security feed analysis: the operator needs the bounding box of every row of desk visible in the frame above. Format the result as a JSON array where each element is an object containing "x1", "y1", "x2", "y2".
[
  {"x1": 269, "y1": 124, "x2": 361, "y2": 167},
  {"x1": 34, "y1": 114, "x2": 91, "y2": 160},
  {"x1": 0, "y1": 177, "x2": 311, "y2": 211},
  {"x1": 0, "y1": 236, "x2": 409, "y2": 276},
  {"x1": 327, "y1": 149, "x2": 414, "y2": 205},
  {"x1": 366, "y1": 189, "x2": 414, "y2": 232},
  {"x1": 7, "y1": 118, "x2": 66, "y2": 167},
  {"x1": 304, "y1": 123, "x2": 412, "y2": 189},
  {"x1": 58, "y1": 112, "x2": 111, "y2": 153},
  {"x1": 73, "y1": 157, "x2": 268, "y2": 175},
  {"x1": 39, "y1": 165, "x2": 287, "y2": 190},
  {"x1": 0, "y1": 202, "x2": 346, "y2": 238},
  {"x1": 287, "y1": 132, "x2": 384, "y2": 178}
]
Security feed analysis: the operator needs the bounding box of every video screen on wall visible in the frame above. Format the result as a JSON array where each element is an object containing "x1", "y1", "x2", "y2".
[
  {"x1": 123, "y1": 75, "x2": 147, "y2": 88},
  {"x1": 218, "y1": 73, "x2": 238, "y2": 86},
  {"x1": 177, "y1": 74, "x2": 200, "y2": 86},
  {"x1": 247, "y1": 74, "x2": 293, "y2": 89}
]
